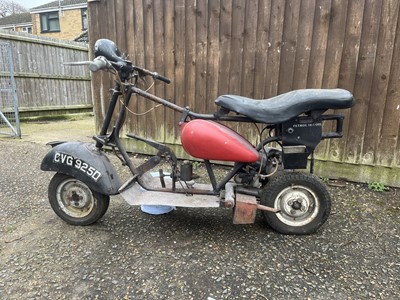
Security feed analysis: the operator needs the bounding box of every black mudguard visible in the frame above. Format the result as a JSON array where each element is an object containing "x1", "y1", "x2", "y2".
[{"x1": 41, "y1": 142, "x2": 122, "y2": 195}]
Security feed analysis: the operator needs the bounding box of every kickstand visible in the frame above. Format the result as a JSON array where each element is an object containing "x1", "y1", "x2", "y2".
[
  {"x1": 310, "y1": 151, "x2": 315, "y2": 174},
  {"x1": 159, "y1": 169, "x2": 166, "y2": 188}
]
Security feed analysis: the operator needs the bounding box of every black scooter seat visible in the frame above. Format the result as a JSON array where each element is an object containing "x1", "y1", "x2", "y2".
[{"x1": 215, "y1": 89, "x2": 355, "y2": 124}]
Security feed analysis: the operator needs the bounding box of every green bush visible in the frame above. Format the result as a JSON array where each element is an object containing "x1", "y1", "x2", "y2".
[{"x1": 368, "y1": 182, "x2": 387, "y2": 192}]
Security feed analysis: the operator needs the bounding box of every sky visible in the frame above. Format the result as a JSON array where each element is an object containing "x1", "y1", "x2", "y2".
[{"x1": 14, "y1": 0, "x2": 53, "y2": 9}]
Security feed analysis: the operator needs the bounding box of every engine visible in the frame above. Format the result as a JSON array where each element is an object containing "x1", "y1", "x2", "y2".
[{"x1": 234, "y1": 147, "x2": 282, "y2": 187}]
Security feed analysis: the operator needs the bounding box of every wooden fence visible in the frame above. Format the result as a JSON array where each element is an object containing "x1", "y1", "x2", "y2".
[
  {"x1": 88, "y1": 0, "x2": 400, "y2": 187},
  {"x1": 0, "y1": 30, "x2": 91, "y2": 116}
]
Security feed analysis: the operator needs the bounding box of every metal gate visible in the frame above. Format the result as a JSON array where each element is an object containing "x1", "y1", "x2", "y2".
[{"x1": 0, "y1": 42, "x2": 20, "y2": 137}]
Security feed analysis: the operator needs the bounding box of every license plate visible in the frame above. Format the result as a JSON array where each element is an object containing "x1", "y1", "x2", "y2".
[{"x1": 53, "y1": 152, "x2": 102, "y2": 182}]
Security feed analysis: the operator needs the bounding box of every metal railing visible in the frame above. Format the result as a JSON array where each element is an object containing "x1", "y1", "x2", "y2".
[{"x1": 0, "y1": 42, "x2": 20, "y2": 137}]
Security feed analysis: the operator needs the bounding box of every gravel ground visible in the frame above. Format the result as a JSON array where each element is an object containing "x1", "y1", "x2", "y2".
[{"x1": 0, "y1": 118, "x2": 399, "y2": 299}]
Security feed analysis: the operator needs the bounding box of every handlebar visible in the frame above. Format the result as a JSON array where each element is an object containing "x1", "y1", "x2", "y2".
[
  {"x1": 153, "y1": 73, "x2": 171, "y2": 84},
  {"x1": 132, "y1": 66, "x2": 171, "y2": 84},
  {"x1": 91, "y1": 38, "x2": 170, "y2": 83},
  {"x1": 89, "y1": 56, "x2": 171, "y2": 84},
  {"x1": 89, "y1": 56, "x2": 111, "y2": 72}
]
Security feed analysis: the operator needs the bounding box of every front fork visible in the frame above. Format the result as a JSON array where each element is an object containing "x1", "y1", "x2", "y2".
[
  {"x1": 91, "y1": 82, "x2": 180, "y2": 192},
  {"x1": 93, "y1": 84, "x2": 137, "y2": 175}
]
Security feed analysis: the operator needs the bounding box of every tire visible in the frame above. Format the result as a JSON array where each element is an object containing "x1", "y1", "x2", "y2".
[
  {"x1": 260, "y1": 172, "x2": 331, "y2": 235},
  {"x1": 48, "y1": 173, "x2": 110, "y2": 226}
]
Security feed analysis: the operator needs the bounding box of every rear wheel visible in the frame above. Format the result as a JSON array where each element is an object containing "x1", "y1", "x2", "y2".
[
  {"x1": 48, "y1": 173, "x2": 110, "y2": 226},
  {"x1": 260, "y1": 172, "x2": 331, "y2": 235}
]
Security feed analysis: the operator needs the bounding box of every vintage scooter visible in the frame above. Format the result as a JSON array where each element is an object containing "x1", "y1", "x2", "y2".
[{"x1": 41, "y1": 39, "x2": 354, "y2": 234}]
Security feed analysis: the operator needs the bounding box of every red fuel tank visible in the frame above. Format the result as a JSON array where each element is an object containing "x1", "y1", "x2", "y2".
[{"x1": 180, "y1": 120, "x2": 259, "y2": 162}]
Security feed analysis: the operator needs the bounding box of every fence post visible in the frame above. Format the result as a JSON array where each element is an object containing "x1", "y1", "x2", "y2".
[{"x1": 0, "y1": 42, "x2": 20, "y2": 138}]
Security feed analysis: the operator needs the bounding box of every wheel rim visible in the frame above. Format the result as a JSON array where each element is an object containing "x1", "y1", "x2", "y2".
[
  {"x1": 56, "y1": 178, "x2": 96, "y2": 218},
  {"x1": 274, "y1": 185, "x2": 320, "y2": 227}
]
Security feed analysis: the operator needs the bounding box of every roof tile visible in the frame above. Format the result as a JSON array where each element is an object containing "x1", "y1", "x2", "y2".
[{"x1": 31, "y1": 0, "x2": 87, "y2": 10}]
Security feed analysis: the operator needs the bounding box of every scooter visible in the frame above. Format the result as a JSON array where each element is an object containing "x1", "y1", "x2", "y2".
[{"x1": 41, "y1": 39, "x2": 354, "y2": 235}]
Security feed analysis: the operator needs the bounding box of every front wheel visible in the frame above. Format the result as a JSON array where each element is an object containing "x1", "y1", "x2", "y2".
[
  {"x1": 260, "y1": 172, "x2": 331, "y2": 235},
  {"x1": 48, "y1": 173, "x2": 110, "y2": 226}
]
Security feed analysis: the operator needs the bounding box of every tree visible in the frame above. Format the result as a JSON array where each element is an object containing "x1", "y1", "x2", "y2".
[{"x1": 0, "y1": 0, "x2": 27, "y2": 18}]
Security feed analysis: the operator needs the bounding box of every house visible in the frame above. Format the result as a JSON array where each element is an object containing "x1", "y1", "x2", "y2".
[
  {"x1": 30, "y1": 0, "x2": 88, "y2": 40},
  {"x1": 0, "y1": 12, "x2": 32, "y2": 33}
]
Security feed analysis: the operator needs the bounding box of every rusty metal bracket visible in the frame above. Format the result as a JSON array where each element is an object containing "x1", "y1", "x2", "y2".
[
  {"x1": 233, "y1": 194, "x2": 258, "y2": 224},
  {"x1": 134, "y1": 155, "x2": 162, "y2": 175},
  {"x1": 222, "y1": 182, "x2": 235, "y2": 208},
  {"x1": 233, "y1": 194, "x2": 279, "y2": 224},
  {"x1": 126, "y1": 133, "x2": 178, "y2": 163}
]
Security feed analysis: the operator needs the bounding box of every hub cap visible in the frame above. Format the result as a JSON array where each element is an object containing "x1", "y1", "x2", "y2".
[
  {"x1": 56, "y1": 179, "x2": 95, "y2": 218},
  {"x1": 274, "y1": 185, "x2": 319, "y2": 226}
]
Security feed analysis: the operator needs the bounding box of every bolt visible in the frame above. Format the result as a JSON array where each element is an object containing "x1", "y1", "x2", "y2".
[{"x1": 292, "y1": 201, "x2": 302, "y2": 210}]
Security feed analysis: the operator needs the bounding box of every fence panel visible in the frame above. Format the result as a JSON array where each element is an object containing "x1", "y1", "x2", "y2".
[{"x1": 0, "y1": 30, "x2": 91, "y2": 116}]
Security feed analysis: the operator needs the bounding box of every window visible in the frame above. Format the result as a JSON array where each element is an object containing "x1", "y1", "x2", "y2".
[
  {"x1": 22, "y1": 26, "x2": 32, "y2": 34},
  {"x1": 81, "y1": 8, "x2": 87, "y2": 30},
  {"x1": 40, "y1": 12, "x2": 60, "y2": 32}
]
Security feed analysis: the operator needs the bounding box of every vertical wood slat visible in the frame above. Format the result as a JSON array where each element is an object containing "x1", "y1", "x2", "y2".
[
  {"x1": 253, "y1": 0, "x2": 271, "y2": 99},
  {"x1": 228, "y1": 0, "x2": 245, "y2": 96},
  {"x1": 153, "y1": 0, "x2": 166, "y2": 141},
  {"x1": 241, "y1": 0, "x2": 258, "y2": 98},
  {"x1": 185, "y1": 0, "x2": 196, "y2": 109},
  {"x1": 195, "y1": 0, "x2": 208, "y2": 114},
  {"x1": 345, "y1": 0, "x2": 382, "y2": 164},
  {"x1": 123, "y1": 0, "x2": 136, "y2": 135},
  {"x1": 322, "y1": 0, "x2": 348, "y2": 89},
  {"x1": 89, "y1": 0, "x2": 102, "y2": 129},
  {"x1": 163, "y1": 0, "x2": 175, "y2": 144},
  {"x1": 205, "y1": 0, "x2": 220, "y2": 111},
  {"x1": 264, "y1": 0, "x2": 285, "y2": 98},
  {"x1": 228, "y1": 0, "x2": 245, "y2": 135},
  {"x1": 143, "y1": 0, "x2": 156, "y2": 139},
  {"x1": 218, "y1": 0, "x2": 232, "y2": 96},
  {"x1": 102, "y1": 0, "x2": 118, "y2": 130},
  {"x1": 88, "y1": 0, "x2": 400, "y2": 171},
  {"x1": 307, "y1": 0, "x2": 331, "y2": 89},
  {"x1": 132, "y1": 0, "x2": 146, "y2": 137},
  {"x1": 378, "y1": 1, "x2": 400, "y2": 167},
  {"x1": 292, "y1": 0, "x2": 316, "y2": 90},
  {"x1": 320, "y1": 0, "x2": 349, "y2": 160},
  {"x1": 332, "y1": 0, "x2": 365, "y2": 163},
  {"x1": 278, "y1": 0, "x2": 300, "y2": 94},
  {"x1": 172, "y1": 0, "x2": 186, "y2": 144},
  {"x1": 364, "y1": 0, "x2": 400, "y2": 165}
]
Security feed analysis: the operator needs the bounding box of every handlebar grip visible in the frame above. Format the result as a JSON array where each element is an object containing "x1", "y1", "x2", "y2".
[
  {"x1": 154, "y1": 73, "x2": 171, "y2": 84},
  {"x1": 89, "y1": 57, "x2": 109, "y2": 72}
]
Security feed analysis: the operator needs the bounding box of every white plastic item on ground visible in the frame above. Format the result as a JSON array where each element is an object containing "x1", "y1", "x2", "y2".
[
  {"x1": 140, "y1": 172, "x2": 176, "y2": 215},
  {"x1": 140, "y1": 204, "x2": 176, "y2": 215}
]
